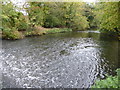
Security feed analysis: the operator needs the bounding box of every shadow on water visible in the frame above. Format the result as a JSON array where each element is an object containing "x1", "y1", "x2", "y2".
[{"x1": 1, "y1": 31, "x2": 119, "y2": 88}]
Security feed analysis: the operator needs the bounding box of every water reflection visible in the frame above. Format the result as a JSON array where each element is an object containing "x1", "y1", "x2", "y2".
[{"x1": 1, "y1": 31, "x2": 119, "y2": 88}]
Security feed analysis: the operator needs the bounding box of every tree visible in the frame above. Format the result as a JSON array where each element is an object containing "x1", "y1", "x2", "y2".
[
  {"x1": 94, "y1": 2, "x2": 119, "y2": 34},
  {"x1": 1, "y1": 1, "x2": 27, "y2": 39},
  {"x1": 27, "y1": 2, "x2": 89, "y2": 30}
]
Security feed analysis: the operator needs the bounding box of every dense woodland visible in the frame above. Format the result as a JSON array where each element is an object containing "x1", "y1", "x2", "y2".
[{"x1": 0, "y1": 1, "x2": 119, "y2": 39}]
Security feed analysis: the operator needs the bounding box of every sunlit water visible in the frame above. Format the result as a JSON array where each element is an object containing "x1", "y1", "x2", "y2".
[{"x1": 1, "y1": 31, "x2": 119, "y2": 88}]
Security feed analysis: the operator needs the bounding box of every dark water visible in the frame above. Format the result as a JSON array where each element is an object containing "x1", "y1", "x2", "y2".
[{"x1": 1, "y1": 31, "x2": 119, "y2": 88}]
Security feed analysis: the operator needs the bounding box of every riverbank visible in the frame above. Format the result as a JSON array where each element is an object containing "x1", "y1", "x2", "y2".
[{"x1": 1, "y1": 26, "x2": 72, "y2": 40}]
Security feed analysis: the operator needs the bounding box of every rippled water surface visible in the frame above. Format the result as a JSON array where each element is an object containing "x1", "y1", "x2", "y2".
[{"x1": 1, "y1": 31, "x2": 119, "y2": 88}]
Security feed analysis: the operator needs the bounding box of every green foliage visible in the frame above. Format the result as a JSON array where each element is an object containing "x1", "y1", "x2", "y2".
[
  {"x1": 44, "y1": 15, "x2": 62, "y2": 28},
  {"x1": 1, "y1": 1, "x2": 29, "y2": 39},
  {"x1": 27, "y1": 2, "x2": 49, "y2": 26},
  {"x1": 83, "y1": 4, "x2": 97, "y2": 28},
  {"x1": 2, "y1": 27, "x2": 24, "y2": 40},
  {"x1": 1, "y1": 2, "x2": 28, "y2": 28},
  {"x1": 27, "y1": 2, "x2": 89, "y2": 30},
  {"x1": 25, "y1": 30, "x2": 44, "y2": 36},
  {"x1": 94, "y1": 2, "x2": 119, "y2": 34},
  {"x1": 25, "y1": 26, "x2": 46, "y2": 36},
  {"x1": 91, "y1": 68, "x2": 120, "y2": 88},
  {"x1": 17, "y1": 13, "x2": 29, "y2": 31},
  {"x1": 46, "y1": 28, "x2": 72, "y2": 34},
  {"x1": 2, "y1": 1, "x2": 119, "y2": 40}
]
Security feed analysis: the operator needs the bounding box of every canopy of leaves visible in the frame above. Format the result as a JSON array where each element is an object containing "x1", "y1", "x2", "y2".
[
  {"x1": 94, "y1": 2, "x2": 120, "y2": 33},
  {"x1": 27, "y1": 2, "x2": 89, "y2": 30},
  {"x1": 1, "y1": 1, "x2": 28, "y2": 31},
  {"x1": 1, "y1": 1, "x2": 119, "y2": 39}
]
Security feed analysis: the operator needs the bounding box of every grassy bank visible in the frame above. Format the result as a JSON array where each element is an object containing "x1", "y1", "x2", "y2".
[
  {"x1": 46, "y1": 28, "x2": 72, "y2": 34},
  {"x1": 1, "y1": 27, "x2": 72, "y2": 40}
]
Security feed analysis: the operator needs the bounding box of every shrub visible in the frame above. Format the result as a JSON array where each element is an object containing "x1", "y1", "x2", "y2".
[
  {"x1": 2, "y1": 27, "x2": 24, "y2": 40},
  {"x1": 91, "y1": 68, "x2": 120, "y2": 88},
  {"x1": 18, "y1": 20, "x2": 28, "y2": 31},
  {"x1": 25, "y1": 26, "x2": 46, "y2": 36}
]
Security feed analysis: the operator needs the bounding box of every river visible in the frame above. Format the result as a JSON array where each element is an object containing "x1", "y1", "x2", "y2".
[{"x1": 1, "y1": 31, "x2": 119, "y2": 88}]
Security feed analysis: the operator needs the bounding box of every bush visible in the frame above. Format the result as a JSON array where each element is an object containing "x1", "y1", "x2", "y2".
[
  {"x1": 25, "y1": 26, "x2": 46, "y2": 36},
  {"x1": 91, "y1": 68, "x2": 120, "y2": 88},
  {"x1": 2, "y1": 27, "x2": 24, "y2": 40},
  {"x1": 18, "y1": 21, "x2": 28, "y2": 31}
]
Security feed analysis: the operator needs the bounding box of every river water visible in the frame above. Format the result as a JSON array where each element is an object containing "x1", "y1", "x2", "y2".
[{"x1": 1, "y1": 31, "x2": 119, "y2": 88}]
